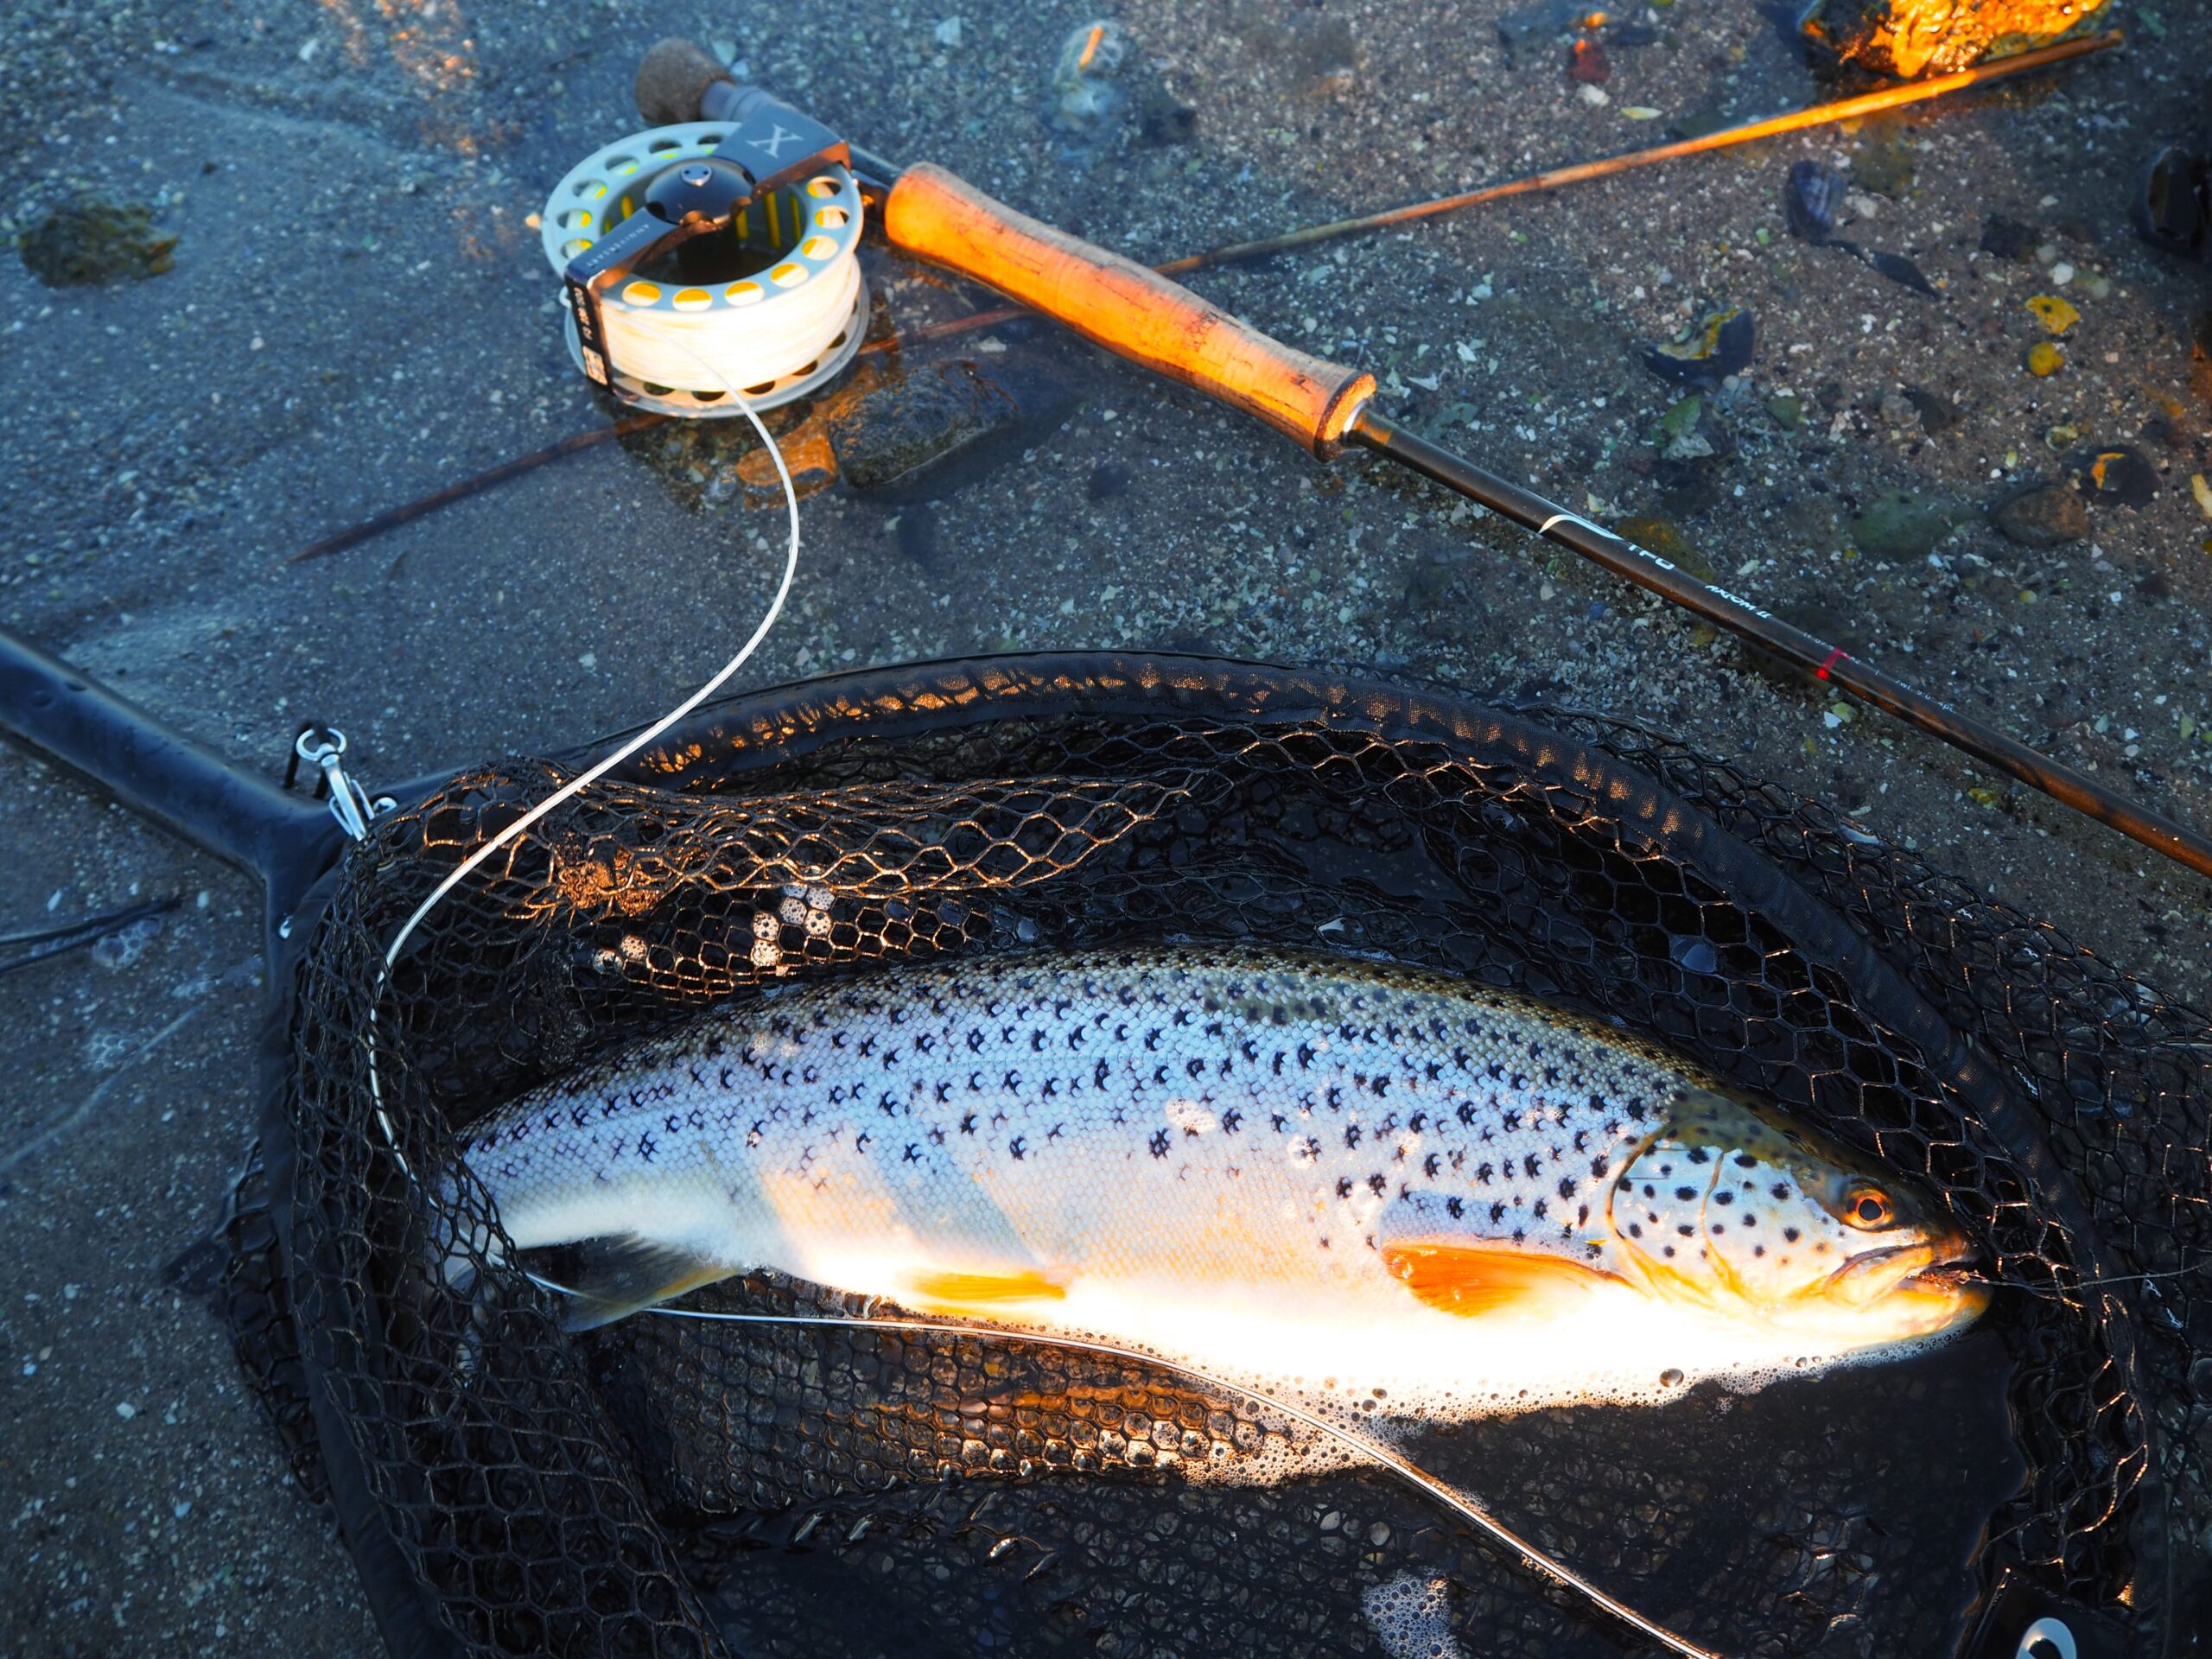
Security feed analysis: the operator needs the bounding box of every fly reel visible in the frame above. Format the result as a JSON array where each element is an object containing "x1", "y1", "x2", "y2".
[{"x1": 537, "y1": 108, "x2": 869, "y2": 417}]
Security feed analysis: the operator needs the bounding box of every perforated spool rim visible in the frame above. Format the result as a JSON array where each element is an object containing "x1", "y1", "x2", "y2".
[{"x1": 538, "y1": 124, "x2": 868, "y2": 415}]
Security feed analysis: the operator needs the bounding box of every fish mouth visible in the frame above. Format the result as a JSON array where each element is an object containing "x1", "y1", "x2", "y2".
[
  {"x1": 1887, "y1": 1236, "x2": 1993, "y2": 1323},
  {"x1": 1824, "y1": 1235, "x2": 1986, "y2": 1308}
]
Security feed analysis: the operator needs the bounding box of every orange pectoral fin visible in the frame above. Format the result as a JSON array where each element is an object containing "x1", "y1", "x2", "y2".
[
  {"x1": 1382, "y1": 1243, "x2": 1619, "y2": 1318},
  {"x1": 901, "y1": 1267, "x2": 1070, "y2": 1313}
]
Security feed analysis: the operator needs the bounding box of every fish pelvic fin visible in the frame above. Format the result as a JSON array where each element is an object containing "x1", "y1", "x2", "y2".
[
  {"x1": 1382, "y1": 1242, "x2": 1623, "y2": 1318},
  {"x1": 899, "y1": 1266, "x2": 1069, "y2": 1315},
  {"x1": 557, "y1": 1234, "x2": 735, "y2": 1332}
]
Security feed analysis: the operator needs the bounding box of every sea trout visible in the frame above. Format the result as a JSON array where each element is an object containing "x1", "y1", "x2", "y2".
[{"x1": 459, "y1": 945, "x2": 1986, "y2": 1412}]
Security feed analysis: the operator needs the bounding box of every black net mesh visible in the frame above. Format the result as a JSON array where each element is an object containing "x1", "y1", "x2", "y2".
[{"x1": 223, "y1": 654, "x2": 2210, "y2": 1658}]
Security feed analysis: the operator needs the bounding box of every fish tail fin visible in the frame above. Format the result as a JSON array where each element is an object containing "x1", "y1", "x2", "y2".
[{"x1": 558, "y1": 1234, "x2": 735, "y2": 1332}]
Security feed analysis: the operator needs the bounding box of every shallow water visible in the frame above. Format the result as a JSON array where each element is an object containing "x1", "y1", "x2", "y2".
[{"x1": 3, "y1": 0, "x2": 2206, "y2": 1650}]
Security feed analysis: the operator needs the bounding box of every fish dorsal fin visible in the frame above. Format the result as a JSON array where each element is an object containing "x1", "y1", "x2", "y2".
[
  {"x1": 1382, "y1": 1243, "x2": 1616, "y2": 1318},
  {"x1": 556, "y1": 1235, "x2": 734, "y2": 1332},
  {"x1": 899, "y1": 1266, "x2": 1069, "y2": 1314}
]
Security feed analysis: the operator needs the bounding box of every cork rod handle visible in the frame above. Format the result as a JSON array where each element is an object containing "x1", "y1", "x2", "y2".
[{"x1": 882, "y1": 162, "x2": 1375, "y2": 457}]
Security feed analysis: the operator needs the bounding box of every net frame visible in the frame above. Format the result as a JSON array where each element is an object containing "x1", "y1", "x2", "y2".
[{"x1": 213, "y1": 652, "x2": 2208, "y2": 1658}]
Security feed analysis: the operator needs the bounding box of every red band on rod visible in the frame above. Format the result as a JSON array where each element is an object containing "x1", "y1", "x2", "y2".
[{"x1": 1815, "y1": 646, "x2": 1849, "y2": 681}]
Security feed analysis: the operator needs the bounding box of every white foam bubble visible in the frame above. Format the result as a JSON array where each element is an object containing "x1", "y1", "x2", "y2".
[{"x1": 1361, "y1": 1572, "x2": 1466, "y2": 1659}]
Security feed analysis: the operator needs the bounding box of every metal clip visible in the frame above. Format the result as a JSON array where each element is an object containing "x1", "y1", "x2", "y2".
[{"x1": 293, "y1": 727, "x2": 378, "y2": 842}]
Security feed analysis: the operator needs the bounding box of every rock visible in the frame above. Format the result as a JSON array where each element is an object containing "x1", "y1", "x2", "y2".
[
  {"x1": 2025, "y1": 294, "x2": 2079, "y2": 335},
  {"x1": 894, "y1": 503, "x2": 941, "y2": 567},
  {"x1": 2025, "y1": 340, "x2": 2064, "y2": 378},
  {"x1": 1851, "y1": 491, "x2": 1959, "y2": 562},
  {"x1": 826, "y1": 356, "x2": 1076, "y2": 499},
  {"x1": 1136, "y1": 86, "x2": 1198, "y2": 145},
  {"x1": 1615, "y1": 514, "x2": 1715, "y2": 582},
  {"x1": 1050, "y1": 20, "x2": 1127, "y2": 136},
  {"x1": 1086, "y1": 461, "x2": 1132, "y2": 501},
  {"x1": 1802, "y1": 0, "x2": 2113, "y2": 79},
  {"x1": 1992, "y1": 483, "x2": 2089, "y2": 547},
  {"x1": 1904, "y1": 386, "x2": 1959, "y2": 435},
  {"x1": 1497, "y1": 0, "x2": 1591, "y2": 63},
  {"x1": 1864, "y1": 248, "x2": 1936, "y2": 296},
  {"x1": 1567, "y1": 38, "x2": 1611, "y2": 84},
  {"x1": 1767, "y1": 393, "x2": 1804, "y2": 430},
  {"x1": 1650, "y1": 396, "x2": 1737, "y2": 465},
  {"x1": 1783, "y1": 162, "x2": 1843, "y2": 245},
  {"x1": 1979, "y1": 215, "x2": 2041, "y2": 262},
  {"x1": 1400, "y1": 550, "x2": 1491, "y2": 639},
  {"x1": 2072, "y1": 445, "x2": 2158, "y2": 510},
  {"x1": 1643, "y1": 307, "x2": 1756, "y2": 388},
  {"x1": 1851, "y1": 119, "x2": 1915, "y2": 199},
  {"x1": 17, "y1": 197, "x2": 175, "y2": 286},
  {"x1": 1776, "y1": 493, "x2": 1845, "y2": 556},
  {"x1": 2136, "y1": 144, "x2": 2209, "y2": 260}
]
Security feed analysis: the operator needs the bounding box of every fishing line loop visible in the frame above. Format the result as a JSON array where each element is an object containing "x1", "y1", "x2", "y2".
[{"x1": 362, "y1": 311, "x2": 804, "y2": 1176}]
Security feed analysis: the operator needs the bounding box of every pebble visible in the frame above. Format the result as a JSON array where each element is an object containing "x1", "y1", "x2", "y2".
[
  {"x1": 1992, "y1": 485, "x2": 2089, "y2": 548},
  {"x1": 2025, "y1": 296, "x2": 2079, "y2": 335},
  {"x1": 1851, "y1": 492, "x2": 1959, "y2": 563},
  {"x1": 1904, "y1": 387, "x2": 1958, "y2": 435},
  {"x1": 1616, "y1": 513, "x2": 1715, "y2": 582},
  {"x1": 2025, "y1": 341, "x2": 2064, "y2": 378}
]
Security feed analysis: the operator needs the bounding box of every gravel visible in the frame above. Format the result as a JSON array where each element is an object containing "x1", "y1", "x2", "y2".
[{"x1": 2, "y1": 1, "x2": 2206, "y2": 1648}]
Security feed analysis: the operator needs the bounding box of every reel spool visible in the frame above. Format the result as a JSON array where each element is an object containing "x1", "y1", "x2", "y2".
[{"x1": 537, "y1": 122, "x2": 868, "y2": 417}]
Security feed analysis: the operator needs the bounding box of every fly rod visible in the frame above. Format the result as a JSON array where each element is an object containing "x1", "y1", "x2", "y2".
[
  {"x1": 902, "y1": 28, "x2": 2121, "y2": 345},
  {"x1": 694, "y1": 34, "x2": 2195, "y2": 882},
  {"x1": 290, "y1": 32, "x2": 2116, "y2": 563}
]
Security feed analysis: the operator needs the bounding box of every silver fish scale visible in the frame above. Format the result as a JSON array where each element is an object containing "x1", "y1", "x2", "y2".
[{"x1": 465, "y1": 947, "x2": 1700, "y2": 1300}]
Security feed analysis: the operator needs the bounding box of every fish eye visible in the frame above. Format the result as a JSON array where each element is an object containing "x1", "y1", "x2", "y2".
[{"x1": 1841, "y1": 1184, "x2": 1894, "y2": 1230}]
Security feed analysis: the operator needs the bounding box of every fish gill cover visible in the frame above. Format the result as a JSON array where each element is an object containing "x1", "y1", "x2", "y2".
[{"x1": 225, "y1": 655, "x2": 2209, "y2": 1657}]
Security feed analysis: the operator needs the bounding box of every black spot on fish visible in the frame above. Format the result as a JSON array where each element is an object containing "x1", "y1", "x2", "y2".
[
  {"x1": 1713, "y1": 1190, "x2": 1733, "y2": 1205},
  {"x1": 1734, "y1": 1153, "x2": 1756, "y2": 1168},
  {"x1": 1629, "y1": 1222, "x2": 1643, "y2": 1237},
  {"x1": 1149, "y1": 1129, "x2": 1172, "y2": 1158},
  {"x1": 1368, "y1": 1174, "x2": 1388, "y2": 1197},
  {"x1": 1662, "y1": 1244, "x2": 1677, "y2": 1258},
  {"x1": 1523, "y1": 1154, "x2": 1542, "y2": 1179},
  {"x1": 1337, "y1": 1178, "x2": 1354, "y2": 1198},
  {"x1": 1557, "y1": 1177, "x2": 1575, "y2": 1200},
  {"x1": 1344, "y1": 1125, "x2": 1363, "y2": 1149},
  {"x1": 1675, "y1": 1185, "x2": 1697, "y2": 1201},
  {"x1": 1770, "y1": 1183, "x2": 1790, "y2": 1199},
  {"x1": 1675, "y1": 1224, "x2": 1694, "y2": 1236},
  {"x1": 1446, "y1": 1196, "x2": 1465, "y2": 1219},
  {"x1": 1489, "y1": 1201, "x2": 1507, "y2": 1223},
  {"x1": 1784, "y1": 1226, "x2": 1802, "y2": 1243}
]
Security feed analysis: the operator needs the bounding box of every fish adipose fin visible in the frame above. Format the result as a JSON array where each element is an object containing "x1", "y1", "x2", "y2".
[
  {"x1": 1382, "y1": 1243, "x2": 1618, "y2": 1318},
  {"x1": 556, "y1": 1235, "x2": 734, "y2": 1332},
  {"x1": 899, "y1": 1266, "x2": 1069, "y2": 1313}
]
